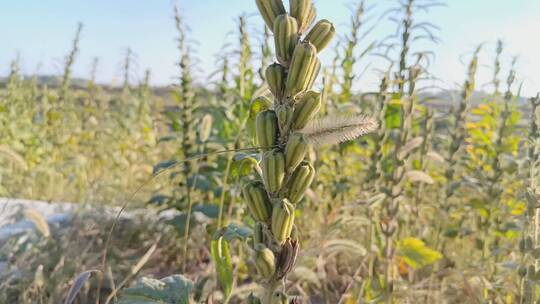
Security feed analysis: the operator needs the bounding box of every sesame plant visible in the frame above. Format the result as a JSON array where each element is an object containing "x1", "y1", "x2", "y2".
[
  {"x1": 244, "y1": 0, "x2": 377, "y2": 302},
  {"x1": 436, "y1": 45, "x2": 481, "y2": 254},
  {"x1": 518, "y1": 93, "x2": 540, "y2": 302}
]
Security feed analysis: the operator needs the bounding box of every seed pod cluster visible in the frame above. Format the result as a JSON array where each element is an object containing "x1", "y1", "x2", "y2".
[{"x1": 248, "y1": 0, "x2": 334, "y2": 299}]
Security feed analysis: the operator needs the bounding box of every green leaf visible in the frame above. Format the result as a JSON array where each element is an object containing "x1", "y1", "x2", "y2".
[
  {"x1": 469, "y1": 198, "x2": 490, "y2": 218},
  {"x1": 211, "y1": 236, "x2": 233, "y2": 301},
  {"x1": 443, "y1": 228, "x2": 459, "y2": 238},
  {"x1": 397, "y1": 237, "x2": 442, "y2": 269},
  {"x1": 384, "y1": 100, "x2": 402, "y2": 129},
  {"x1": 187, "y1": 174, "x2": 212, "y2": 192},
  {"x1": 147, "y1": 195, "x2": 171, "y2": 206},
  {"x1": 153, "y1": 160, "x2": 178, "y2": 175},
  {"x1": 118, "y1": 275, "x2": 193, "y2": 304},
  {"x1": 192, "y1": 204, "x2": 219, "y2": 219},
  {"x1": 168, "y1": 214, "x2": 188, "y2": 235},
  {"x1": 168, "y1": 204, "x2": 219, "y2": 235},
  {"x1": 230, "y1": 153, "x2": 260, "y2": 178},
  {"x1": 221, "y1": 223, "x2": 253, "y2": 242},
  {"x1": 249, "y1": 96, "x2": 272, "y2": 120},
  {"x1": 157, "y1": 135, "x2": 177, "y2": 143}
]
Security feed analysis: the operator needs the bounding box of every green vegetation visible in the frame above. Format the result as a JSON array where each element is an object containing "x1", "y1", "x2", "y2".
[{"x1": 1, "y1": 0, "x2": 539, "y2": 303}]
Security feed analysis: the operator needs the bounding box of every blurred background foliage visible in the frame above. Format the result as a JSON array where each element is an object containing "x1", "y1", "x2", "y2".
[{"x1": 1, "y1": 0, "x2": 540, "y2": 303}]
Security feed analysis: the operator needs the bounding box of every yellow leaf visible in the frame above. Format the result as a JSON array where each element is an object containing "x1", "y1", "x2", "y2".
[{"x1": 397, "y1": 237, "x2": 442, "y2": 269}]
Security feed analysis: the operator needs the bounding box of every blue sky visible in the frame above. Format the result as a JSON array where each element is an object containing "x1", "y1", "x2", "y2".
[{"x1": 2, "y1": 0, "x2": 539, "y2": 96}]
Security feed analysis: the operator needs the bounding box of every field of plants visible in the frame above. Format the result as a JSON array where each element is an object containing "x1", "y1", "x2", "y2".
[{"x1": 1, "y1": 0, "x2": 539, "y2": 303}]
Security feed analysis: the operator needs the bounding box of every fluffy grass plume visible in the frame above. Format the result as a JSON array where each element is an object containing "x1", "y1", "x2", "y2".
[{"x1": 300, "y1": 115, "x2": 378, "y2": 147}]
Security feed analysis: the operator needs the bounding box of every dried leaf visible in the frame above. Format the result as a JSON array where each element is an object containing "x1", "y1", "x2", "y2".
[
  {"x1": 405, "y1": 170, "x2": 434, "y2": 184},
  {"x1": 426, "y1": 151, "x2": 445, "y2": 163},
  {"x1": 64, "y1": 270, "x2": 101, "y2": 304},
  {"x1": 398, "y1": 137, "x2": 424, "y2": 160}
]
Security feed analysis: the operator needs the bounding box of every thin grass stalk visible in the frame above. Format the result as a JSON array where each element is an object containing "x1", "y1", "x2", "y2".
[
  {"x1": 519, "y1": 93, "x2": 540, "y2": 303},
  {"x1": 381, "y1": 2, "x2": 416, "y2": 298},
  {"x1": 412, "y1": 108, "x2": 433, "y2": 220},
  {"x1": 367, "y1": 73, "x2": 391, "y2": 186},
  {"x1": 217, "y1": 15, "x2": 255, "y2": 228},
  {"x1": 59, "y1": 22, "x2": 83, "y2": 103},
  {"x1": 483, "y1": 57, "x2": 517, "y2": 261},
  {"x1": 237, "y1": 15, "x2": 254, "y2": 102},
  {"x1": 493, "y1": 40, "x2": 503, "y2": 95},
  {"x1": 122, "y1": 48, "x2": 132, "y2": 95},
  {"x1": 436, "y1": 46, "x2": 481, "y2": 252},
  {"x1": 339, "y1": 0, "x2": 366, "y2": 104}
]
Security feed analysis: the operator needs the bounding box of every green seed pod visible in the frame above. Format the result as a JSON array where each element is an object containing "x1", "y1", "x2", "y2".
[
  {"x1": 270, "y1": 291, "x2": 289, "y2": 304},
  {"x1": 266, "y1": 63, "x2": 286, "y2": 102},
  {"x1": 305, "y1": 19, "x2": 336, "y2": 52},
  {"x1": 289, "y1": 0, "x2": 315, "y2": 33},
  {"x1": 285, "y1": 133, "x2": 308, "y2": 172},
  {"x1": 256, "y1": 110, "x2": 278, "y2": 150},
  {"x1": 287, "y1": 161, "x2": 315, "y2": 204},
  {"x1": 304, "y1": 57, "x2": 321, "y2": 91},
  {"x1": 273, "y1": 15, "x2": 299, "y2": 66},
  {"x1": 306, "y1": 5, "x2": 317, "y2": 31},
  {"x1": 255, "y1": 0, "x2": 286, "y2": 31},
  {"x1": 292, "y1": 91, "x2": 321, "y2": 130},
  {"x1": 254, "y1": 244, "x2": 276, "y2": 279},
  {"x1": 271, "y1": 199, "x2": 295, "y2": 244},
  {"x1": 286, "y1": 42, "x2": 318, "y2": 98},
  {"x1": 243, "y1": 181, "x2": 272, "y2": 222},
  {"x1": 275, "y1": 104, "x2": 294, "y2": 135},
  {"x1": 261, "y1": 149, "x2": 286, "y2": 194}
]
